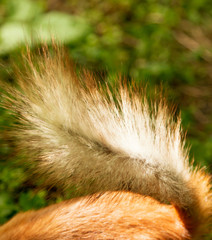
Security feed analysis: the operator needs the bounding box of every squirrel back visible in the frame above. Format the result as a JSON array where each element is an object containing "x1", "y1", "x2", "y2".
[{"x1": 0, "y1": 46, "x2": 211, "y2": 239}]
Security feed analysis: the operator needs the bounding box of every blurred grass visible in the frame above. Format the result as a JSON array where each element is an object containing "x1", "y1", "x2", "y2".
[{"x1": 0, "y1": 0, "x2": 211, "y2": 237}]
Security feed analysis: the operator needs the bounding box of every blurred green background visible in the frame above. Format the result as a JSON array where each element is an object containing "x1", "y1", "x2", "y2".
[{"x1": 0, "y1": 0, "x2": 211, "y2": 237}]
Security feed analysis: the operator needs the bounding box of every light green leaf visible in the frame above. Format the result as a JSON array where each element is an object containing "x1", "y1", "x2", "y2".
[
  {"x1": 0, "y1": 22, "x2": 31, "y2": 54},
  {"x1": 32, "y1": 12, "x2": 91, "y2": 44},
  {"x1": 4, "y1": 0, "x2": 44, "y2": 21}
]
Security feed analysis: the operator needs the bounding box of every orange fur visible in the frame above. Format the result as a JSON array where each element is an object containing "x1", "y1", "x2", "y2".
[{"x1": 0, "y1": 192, "x2": 190, "y2": 240}]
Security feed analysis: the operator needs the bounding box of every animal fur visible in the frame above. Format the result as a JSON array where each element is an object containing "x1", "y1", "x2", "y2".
[
  {"x1": 0, "y1": 192, "x2": 191, "y2": 240},
  {"x1": 0, "y1": 45, "x2": 211, "y2": 239}
]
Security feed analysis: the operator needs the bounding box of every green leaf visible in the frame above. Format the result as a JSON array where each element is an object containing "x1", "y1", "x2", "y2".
[
  {"x1": 19, "y1": 191, "x2": 47, "y2": 211},
  {"x1": 5, "y1": 0, "x2": 44, "y2": 21},
  {"x1": 32, "y1": 12, "x2": 91, "y2": 44},
  {"x1": 0, "y1": 22, "x2": 31, "y2": 54}
]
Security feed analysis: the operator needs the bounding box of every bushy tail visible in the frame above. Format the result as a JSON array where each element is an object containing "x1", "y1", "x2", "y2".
[{"x1": 1, "y1": 46, "x2": 211, "y2": 236}]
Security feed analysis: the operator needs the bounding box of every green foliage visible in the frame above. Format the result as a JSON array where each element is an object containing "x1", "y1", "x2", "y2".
[
  {"x1": 0, "y1": 1, "x2": 211, "y2": 237},
  {"x1": 0, "y1": 0, "x2": 90, "y2": 54}
]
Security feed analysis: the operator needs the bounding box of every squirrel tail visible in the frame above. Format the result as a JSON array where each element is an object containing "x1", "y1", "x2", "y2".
[{"x1": 1, "y1": 46, "x2": 211, "y2": 236}]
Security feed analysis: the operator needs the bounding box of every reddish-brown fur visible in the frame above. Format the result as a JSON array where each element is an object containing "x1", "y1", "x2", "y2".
[{"x1": 0, "y1": 192, "x2": 190, "y2": 240}]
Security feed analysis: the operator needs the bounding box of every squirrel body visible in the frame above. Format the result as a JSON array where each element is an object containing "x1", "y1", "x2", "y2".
[
  {"x1": 0, "y1": 46, "x2": 211, "y2": 239},
  {"x1": 0, "y1": 191, "x2": 190, "y2": 240}
]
